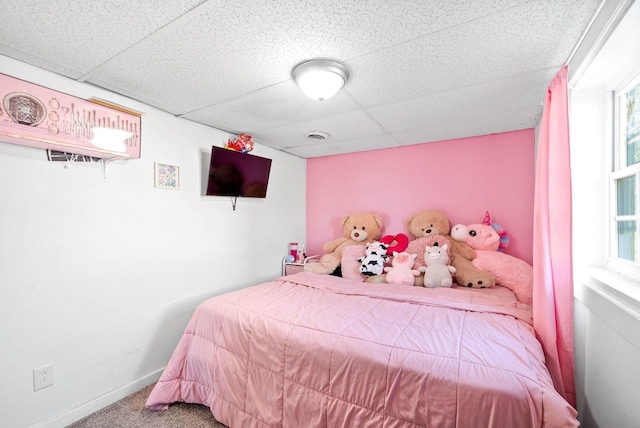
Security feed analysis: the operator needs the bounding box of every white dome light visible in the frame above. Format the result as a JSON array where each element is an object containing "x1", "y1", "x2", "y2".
[{"x1": 292, "y1": 60, "x2": 349, "y2": 101}]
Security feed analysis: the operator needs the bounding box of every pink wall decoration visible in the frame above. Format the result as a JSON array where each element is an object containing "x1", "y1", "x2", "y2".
[
  {"x1": 306, "y1": 129, "x2": 535, "y2": 264},
  {"x1": 0, "y1": 73, "x2": 141, "y2": 159}
]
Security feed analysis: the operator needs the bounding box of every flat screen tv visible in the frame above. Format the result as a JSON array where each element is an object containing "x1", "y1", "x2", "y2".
[{"x1": 206, "y1": 146, "x2": 272, "y2": 198}]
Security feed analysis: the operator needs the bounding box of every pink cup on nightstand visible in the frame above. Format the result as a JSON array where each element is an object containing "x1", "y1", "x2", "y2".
[{"x1": 289, "y1": 242, "x2": 298, "y2": 259}]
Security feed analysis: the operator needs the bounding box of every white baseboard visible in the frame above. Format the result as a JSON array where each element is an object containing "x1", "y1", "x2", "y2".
[{"x1": 31, "y1": 369, "x2": 164, "y2": 428}]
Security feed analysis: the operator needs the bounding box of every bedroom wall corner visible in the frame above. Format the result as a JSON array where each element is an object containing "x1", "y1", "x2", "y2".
[{"x1": 0, "y1": 55, "x2": 306, "y2": 428}]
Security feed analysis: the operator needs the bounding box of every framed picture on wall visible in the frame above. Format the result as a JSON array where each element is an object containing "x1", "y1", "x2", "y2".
[{"x1": 154, "y1": 162, "x2": 180, "y2": 190}]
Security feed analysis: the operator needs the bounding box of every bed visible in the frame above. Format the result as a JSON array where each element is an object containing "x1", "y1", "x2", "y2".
[{"x1": 146, "y1": 271, "x2": 578, "y2": 427}]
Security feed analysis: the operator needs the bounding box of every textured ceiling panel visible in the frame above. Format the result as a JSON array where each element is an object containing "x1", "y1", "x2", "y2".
[
  {"x1": 368, "y1": 68, "x2": 556, "y2": 134},
  {"x1": 256, "y1": 110, "x2": 387, "y2": 148},
  {"x1": 283, "y1": 133, "x2": 401, "y2": 158},
  {"x1": 345, "y1": 0, "x2": 600, "y2": 107},
  {"x1": 0, "y1": 0, "x2": 205, "y2": 78},
  {"x1": 253, "y1": 0, "x2": 533, "y2": 59},
  {"x1": 391, "y1": 106, "x2": 541, "y2": 146},
  {"x1": 181, "y1": 79, "x2": 359, "y2": 133},
  {"x1": 0, "y1": 0, "x2": 605, "y2": 158},
  {"x1": 84, "y1": 1, "x2": 306, "y2": 115}
]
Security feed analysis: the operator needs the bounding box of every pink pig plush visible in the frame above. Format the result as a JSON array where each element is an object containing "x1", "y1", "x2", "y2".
[{"x1": 384, "y1": 251, "x2": 420, "y2": 286}]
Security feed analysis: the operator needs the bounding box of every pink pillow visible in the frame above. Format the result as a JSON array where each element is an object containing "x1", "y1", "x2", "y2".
[
  {"x1": 340, "y1": 245, "x2": 367, "y2": 281},
  {"x1": 472, "y1": 251, "x2": 533, "y2": 304}
]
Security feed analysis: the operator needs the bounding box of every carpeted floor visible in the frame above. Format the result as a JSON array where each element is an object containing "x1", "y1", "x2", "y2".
[{"x1": 66, "y1": 383, "x2": 228, "y2": 427}]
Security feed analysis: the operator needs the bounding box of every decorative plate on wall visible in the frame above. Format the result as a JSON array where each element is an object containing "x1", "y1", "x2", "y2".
[{"x1": 3, "y1": 92, "x2": 46, "y2": 126}]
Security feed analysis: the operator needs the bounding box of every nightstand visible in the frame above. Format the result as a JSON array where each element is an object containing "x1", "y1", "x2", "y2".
[
  {"x1": 282, "y1": 255, "x2": 319, "y2": 276},
  {"x1": 283, "y1": 262, "x2": 305, "y2": 276}
]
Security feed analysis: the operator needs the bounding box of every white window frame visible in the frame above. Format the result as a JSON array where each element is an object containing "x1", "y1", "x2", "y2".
[{"x1": 608, "y1": 74, "x2": 640, "y2": 281}]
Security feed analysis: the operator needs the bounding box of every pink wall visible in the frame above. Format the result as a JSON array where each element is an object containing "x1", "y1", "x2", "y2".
[{"x1": 306, "y1": 129, "x2": 535, "y2": 264}]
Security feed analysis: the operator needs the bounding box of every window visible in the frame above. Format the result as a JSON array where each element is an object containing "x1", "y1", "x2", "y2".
[{"x1": 611, "y1": 76, "x2": 640, "y2": 273}]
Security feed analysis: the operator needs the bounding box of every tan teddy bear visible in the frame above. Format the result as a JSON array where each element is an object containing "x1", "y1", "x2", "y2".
[
  {"x1": 305, "y1": 212, "x2": 384, "y2": 275},
  {"x1": 406, "y1": 209, "x2": 495, "y2": 288}
]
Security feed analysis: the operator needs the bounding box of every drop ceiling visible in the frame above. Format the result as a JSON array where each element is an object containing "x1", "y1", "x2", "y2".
[{"x1": 0, "y1": 0, "x2": 601, "y2": 158}]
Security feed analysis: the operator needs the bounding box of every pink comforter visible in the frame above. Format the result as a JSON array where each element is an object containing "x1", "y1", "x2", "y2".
[{"x1": 146, "y1": 272, "x2": 578, "y2": 427}]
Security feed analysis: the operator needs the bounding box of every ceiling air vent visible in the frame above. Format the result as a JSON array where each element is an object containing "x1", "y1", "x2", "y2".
[{"x1": 306, "y1": 131, "x2": 330, "y2": 141}]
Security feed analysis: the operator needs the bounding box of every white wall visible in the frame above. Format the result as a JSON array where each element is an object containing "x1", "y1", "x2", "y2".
[
  {"x1": 573, "y1": 271, "x2": 640, "y2": 427},
  {"x1": 571, "y1": 61, "x2": 640, "y2": 428},
  {"x1": 0, "y1": 56, "x2": 307, "y2": 427},
  {"x1": 569, "y1": 2, "x2": 640, "y2": 425}
]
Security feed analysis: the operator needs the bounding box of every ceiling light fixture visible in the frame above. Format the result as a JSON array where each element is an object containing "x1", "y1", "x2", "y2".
[{"x1": 292, "y1": 59, "x2": 349, "y2": 101}]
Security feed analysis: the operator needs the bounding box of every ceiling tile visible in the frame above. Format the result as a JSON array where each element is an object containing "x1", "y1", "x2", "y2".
[
  {"x1": 0, "y1": 0, "x2": 206, "y2": 78},
  {"x1": 345, "y1": 0, "x2": 600, "y2": 107},
  {"x1": 253, "y1": 110, "x2": 385, "y2": 149},
  {"x1": 367, "y1": 68, "x2": 555, "y2": 134},
  {"x1": 181, "y1": 79, "x2": 360, "y2": 133},
  {"x1": 391, "y1": 106, "x2": 540, "y2": 146},
  {"x1": 283, "y1": 133, "x2": 401, "y2": 158},
  {"x1": 253, "y1": 0, "x2": 533, "y2": 59},
  {"x1": 84, "y1": 0, "x2": 306, "y2": 115}
]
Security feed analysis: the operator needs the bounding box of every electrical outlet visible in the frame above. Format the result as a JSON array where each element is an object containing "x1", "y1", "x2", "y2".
[{"x1": 33, "y1": 364, "x2": 54, "y2": 391}]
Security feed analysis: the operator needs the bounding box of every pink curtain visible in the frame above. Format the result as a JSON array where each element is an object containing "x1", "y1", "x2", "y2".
[{"x1": 533, "y1": 65, "x2": 575, "y2": 408}]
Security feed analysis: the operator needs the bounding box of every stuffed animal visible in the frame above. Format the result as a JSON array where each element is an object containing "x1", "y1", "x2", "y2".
[
  {"x1": 450, "y1": 211, "x2": 509, "y2": 252},
  {"x1": 406, "y1": 209, "x2": 495, "y2": 288},
  {"x1": 305, "y1": 212, "x2": 384, "y2": 275},
  {"x1": 384, "y1": 251, "x2": 420, "y2": 286},
  {"x1": 451, "y1": 213, "x2": 533, "y2": 303},
  {"x1": 358, "y1": 241, "x2": 389, "y2": 276},
  {"x1": 406, "y1": 235, "x2": 452, "y2": 270},
  {"x1": 418, "y1": 244, "x2": 456, "y2": 287},
  {"x1": 379, "y1": 233, "x2": 409, "y2": 254},
  {"x1": 450, "y1": 222, "x2": 500, "y2": 251}
]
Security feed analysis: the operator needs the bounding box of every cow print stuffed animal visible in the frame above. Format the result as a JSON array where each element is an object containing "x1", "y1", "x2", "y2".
[{"x1": 357, "y1": 241, "x2": 389, "y2": 276}]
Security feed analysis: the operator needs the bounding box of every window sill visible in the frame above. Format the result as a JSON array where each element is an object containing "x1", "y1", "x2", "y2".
[{"x1": 575, "y1": 266, "x2": 640, "y2": 318}]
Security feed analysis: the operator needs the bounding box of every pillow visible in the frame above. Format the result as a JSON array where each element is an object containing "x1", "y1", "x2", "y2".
[
  {"x1": 471, "y1": 251, "x2": 533, "y2": 304},
  {"x1": 340, "y1": 245, "x2": 367, "y2": 281}
]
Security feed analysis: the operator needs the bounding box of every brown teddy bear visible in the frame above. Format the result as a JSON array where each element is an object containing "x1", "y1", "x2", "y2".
[
  {"x1": 305, "y1": 212, "x2": 384, "y2": 275},
  {"x1": 406, "y1": 209, "x2": 495, "y2": 288}
]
